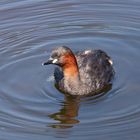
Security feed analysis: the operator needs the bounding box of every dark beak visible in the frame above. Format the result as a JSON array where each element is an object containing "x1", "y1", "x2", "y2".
[{"x1": 43, "y1": 58, "x2": 53, "y2": 65}]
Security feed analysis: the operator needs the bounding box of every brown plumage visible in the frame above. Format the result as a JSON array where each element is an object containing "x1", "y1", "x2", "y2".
[{"x1": 43, "y1": 46, "x2": 114, "y2": 96}]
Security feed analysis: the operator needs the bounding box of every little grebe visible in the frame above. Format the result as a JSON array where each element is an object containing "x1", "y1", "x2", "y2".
[{"x1": 43, "y1": 46, "x2": 114, "y2": 95}]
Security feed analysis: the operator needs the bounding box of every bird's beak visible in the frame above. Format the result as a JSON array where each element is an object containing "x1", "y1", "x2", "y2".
[
  {"x1": 43, "y1": 58, "x2": 53, "y2": 65},
  {"x1": 43, "y1": 58, "x2": 58, "y2": 65}
]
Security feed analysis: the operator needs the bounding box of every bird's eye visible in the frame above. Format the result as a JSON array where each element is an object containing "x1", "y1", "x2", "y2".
[{"x1": 52, "y1": 53, "x2": 58, "y2": 58}]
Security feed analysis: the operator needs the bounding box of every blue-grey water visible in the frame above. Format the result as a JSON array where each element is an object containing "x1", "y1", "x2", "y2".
[{"x1": 0, "y1": 0, "x2": 140, "y2": 140}]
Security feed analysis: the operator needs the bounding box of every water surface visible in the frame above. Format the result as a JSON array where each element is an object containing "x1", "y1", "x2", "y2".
[{"x1": 0, "y1": 0, "x2": 140, "y2": 140}]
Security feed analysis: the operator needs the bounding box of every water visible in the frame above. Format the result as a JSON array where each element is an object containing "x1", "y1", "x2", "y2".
[{"x1": 0, "y1": 0, "x2": 140, "y2": 139}]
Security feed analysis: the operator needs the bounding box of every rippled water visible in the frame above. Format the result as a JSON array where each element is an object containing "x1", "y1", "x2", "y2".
[{"x1": 0, "y1": 0, "x2": 140, "y2": 140}]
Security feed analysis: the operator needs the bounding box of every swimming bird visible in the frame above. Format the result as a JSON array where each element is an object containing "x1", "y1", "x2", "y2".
[{"x1": 43, "y1": 46, "x2": 114, "y2": 96}]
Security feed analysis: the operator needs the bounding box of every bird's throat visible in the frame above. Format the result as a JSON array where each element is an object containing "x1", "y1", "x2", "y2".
[{"x1": 63, "y1": 65, "x2": 79, "y2": 78}]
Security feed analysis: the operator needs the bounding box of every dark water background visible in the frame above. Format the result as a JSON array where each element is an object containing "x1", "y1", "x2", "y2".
[{"x1": 0, "y1": 0, "x2": 140, "y2": 140}]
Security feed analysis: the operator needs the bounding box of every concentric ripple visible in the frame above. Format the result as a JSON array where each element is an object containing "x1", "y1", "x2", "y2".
[{"x1": 0, "y1": 0, "x2": 140, "y2": 140}]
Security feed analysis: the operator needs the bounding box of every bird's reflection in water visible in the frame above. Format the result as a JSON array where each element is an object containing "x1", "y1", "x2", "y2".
[
  {"x1": 48, "y1": 84, "x2": 112, "y2": 129},
  {"x1": 48, "y1": 95, "x2": 80, "y2": 129}
]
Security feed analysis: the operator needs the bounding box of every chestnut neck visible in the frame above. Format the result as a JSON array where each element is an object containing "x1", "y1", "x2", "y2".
[{"x1": 62, "y1": 53, "x2": 79, "y2": 80}]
